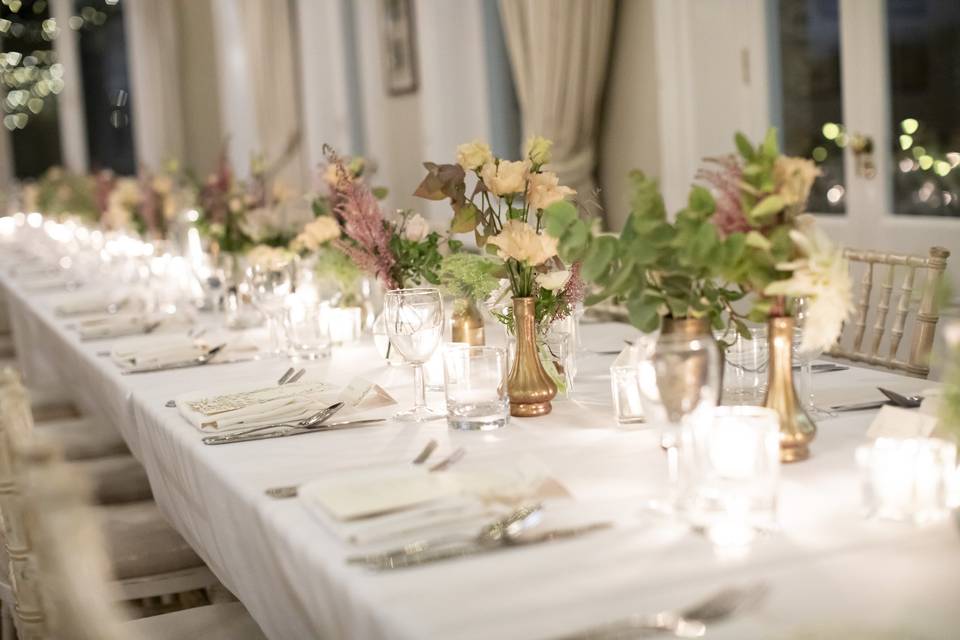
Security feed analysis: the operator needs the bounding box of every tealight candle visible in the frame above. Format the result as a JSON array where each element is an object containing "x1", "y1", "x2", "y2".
[
  {"x1": 856, "y1": 437, "x2": 956, "y2": 525},
  {"x1": 682, "y1": 406, "x2": 781, "y2": 545}
]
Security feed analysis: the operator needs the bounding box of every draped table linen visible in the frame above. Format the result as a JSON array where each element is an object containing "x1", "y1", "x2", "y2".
[{"x1": 1, "y1": 267, "x2": 958, "y2": 639}]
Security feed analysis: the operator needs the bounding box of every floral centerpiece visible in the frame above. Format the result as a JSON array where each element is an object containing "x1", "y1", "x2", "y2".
[
  {"x1": 34, "y1": 167, "x2": 99, "y2": 223},
  {"x1": 416, "y1": 136, "x2": 582, "y2": 416},
  {"x1": 549, "y1": 127, "x2": 852, "y2": 459}
]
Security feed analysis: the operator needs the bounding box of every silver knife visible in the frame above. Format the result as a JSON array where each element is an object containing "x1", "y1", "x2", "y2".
[
  {"x1": 202, "y1": 418, "x2": 386, "y2": 445},
  {"x1": 365, "y1": 522, "x2": 612, "y2": 571},
  {"x1": 830, "y1": 400, "x2": 888, "y2": 412},
  {"x1": 121, "y1": 344, "x2": 228, "y2": 374}
]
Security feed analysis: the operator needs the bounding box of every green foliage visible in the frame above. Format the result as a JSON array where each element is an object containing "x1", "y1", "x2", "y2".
[
  {"x1": 312, "y1": 247, "x2": 364, "y2": 304},
  {"x1": 544, "y1": 172, "x2": 745, "y2": 334},
  {"x1": 36, "y1": 169, "x2": 99, "y2": 223},
  {"x1": 438, "y1": 253, "x2": 501, "y2": 302},
  {"x1": 388, "y1": 210, "x2": 453, "y2": 287}
]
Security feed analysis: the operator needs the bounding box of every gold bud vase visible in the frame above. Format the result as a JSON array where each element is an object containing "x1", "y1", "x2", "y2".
[
  {"x1": 450, "y1": 297, "x2": 485, "y2": 346},
  {"x1": 764, "y1": 316, "x2": 816, "y2": 462},
  {"x1": 507, "y1": 297, "x2": 557, "y2": 417}
]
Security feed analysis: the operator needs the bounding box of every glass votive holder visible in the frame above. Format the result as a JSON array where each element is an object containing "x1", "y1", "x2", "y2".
[
  {"x1": 721, "y1": 326, "x2": 768, "y2": 405},
  {"x1": 856, "y1": 437, "x2": 957, "y2": 525},
  {"x1": 680, "y1": 406, "x2": 781, "y2": 545},
  {"x1": 284, "y1": 296, "x2": 331, "y2": 360},
  {"x1": 327, "y1": 306, "x2": 362, "y2": 344},
  {"x1": 442, "y1": 345, "x2": 509, "y2": 431},
  {"x1": 609, "y1": 336, "x2": 657, "y2": 425}
]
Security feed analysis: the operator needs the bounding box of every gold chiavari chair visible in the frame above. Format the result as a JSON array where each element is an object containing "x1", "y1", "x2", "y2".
[{"x1": 828, "y1": 246, "x2": 951, "y2": 379}]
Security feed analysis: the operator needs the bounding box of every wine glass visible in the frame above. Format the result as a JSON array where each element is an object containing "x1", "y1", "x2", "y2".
[
  {"x1": 635, "y1": 334, "x2": 722, "y2": 512},
  {"x1": 247, "y1": 261, "x2": 293, "y2": 355},
  {"x1": 384, "y1": 288, "x2": 444, "y2": 422},
  {"x1": 794, "y1": 297, "x2": 832, "y2": 416}
]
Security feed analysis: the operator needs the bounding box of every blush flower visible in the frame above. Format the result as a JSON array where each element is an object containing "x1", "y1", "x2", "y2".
[
  {"x1": 487, "y1": 220, "x2": 558, "y2": 266},
  {"x1": 480, "y1": 160, "x2": 530, "y2": 197},
  {"x1": 526, "y1": 171, "x2": 576, "y2": 211}
]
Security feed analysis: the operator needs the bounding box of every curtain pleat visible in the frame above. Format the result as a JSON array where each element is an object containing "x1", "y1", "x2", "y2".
[{"x1": 498, "y1": 0, "x2": 615, "y2": 205}]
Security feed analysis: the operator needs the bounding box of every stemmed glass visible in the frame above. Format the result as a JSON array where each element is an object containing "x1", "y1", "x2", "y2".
[
  {"x1": 635, "y1": 334, "x2": 722, "y2": 511},
  {"x1": 384, "y1": 288, "x2": 444, "y2": 422},
  {"x1": 248, "y1": 262, "x2": 293, "y2": 355},
  {"x1": 794, "y1": 297, "x2": 833, "y2": 417}
]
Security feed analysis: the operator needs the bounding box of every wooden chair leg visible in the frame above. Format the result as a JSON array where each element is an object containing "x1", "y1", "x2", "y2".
[{"x1": 1, "y1": 601, "x2": 14, "y2": 640}]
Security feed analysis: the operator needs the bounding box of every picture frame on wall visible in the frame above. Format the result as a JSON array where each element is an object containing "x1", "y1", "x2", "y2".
[{"x1": 379, "y1": 0, "x2": 419, "y2": 95}]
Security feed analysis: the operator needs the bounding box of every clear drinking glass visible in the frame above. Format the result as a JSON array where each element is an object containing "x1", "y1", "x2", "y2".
[
  {"x1": 794, "y1": 297, "x2": 830, "y2": 416},
  {"x1": 722, "y1": 326, "x2": 768, "y2": 405},
  {"x1": 443, "y1": 345, "x2": 509, "y2": 431},
  {"x1": 248, "y1": 261, "x2": 293, "y2": 354},
  {"x1": 384, "y1": 288, "x2": 444, "y2": 422},
  {"x1": 635, "y1": 334, "x2": 722, "y2": 505},
  {"x1": 681, "y1": 406, "x2": 781, "y2": 546},
  {"x1": 284, "y1": 294, "x2": 331, "y2": 360},
  {"x1": 856, "y1": 437, "x2": 957, "y2": 525}
]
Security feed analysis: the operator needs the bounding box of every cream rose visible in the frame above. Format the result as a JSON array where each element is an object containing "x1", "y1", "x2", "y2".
[
  {"x1": 536, "y1": 269, "x2": 571, "y2": 291},
  {"x1": 247, "y1": 245, "x2": 293, "y2": 271},
  {"x1": 456, "y1": 140, "x2": 494, "y2": 171},
  {"x1": 292, "y1": 216, "x2": 341, "y2": 252},
  {"x1": 526, "y1": 171, "x2": 576, "y2": 211},
  {"x1": 151, "y1": 174, "x2": 173, "y2": 195},
  {"x1": 480, "y1": 160, "x2": 530, "y2": 197},
  {"x1": 774, "y1": 156, "x2": 821, "y2": 208},
  {"x1": 524, "y1": 136, "x2": 553, "y2": 165},
  {"x1": 402, "y1": 212, "x2": 431, "y2": 242},
  {"x1": 487, "y1": 220, "x2": 558, "y2": 266}
]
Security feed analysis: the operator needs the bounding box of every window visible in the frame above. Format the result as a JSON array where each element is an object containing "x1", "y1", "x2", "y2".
[
  {"x1": 74, "y1": 0, "x2": 134, "y2": 174},
  {"x1": 887, "y1": 0, "x2": 960, "y2": 217},
  {"x1": 1, "y1": 0, "x2": 64, "y2": 179},
  {"x1": 773, "y1": 0, "x2": 845, "y2": 213}
]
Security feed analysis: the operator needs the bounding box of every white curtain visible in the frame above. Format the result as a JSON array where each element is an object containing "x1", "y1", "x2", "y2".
[
  {"x1": 498, "y1": 0, "x2": 615, "y2": 203},
  {"x1": 212, "y1": 0, "x2": 306, "y2": 188},
  {"x1": 124, "y1": 1, "x2": 185, "y2": 170}
]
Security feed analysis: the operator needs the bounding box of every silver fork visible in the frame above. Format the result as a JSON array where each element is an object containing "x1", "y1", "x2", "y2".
[
  {"x1": 265, "y1": 439, "x2": 441, "y2": 499},
  {"x1": 165, "y1": 366, "x2": 304, "y2": 408},
  {"x1": 560, "y1": 583, "x2": 769, "y2": 639}
]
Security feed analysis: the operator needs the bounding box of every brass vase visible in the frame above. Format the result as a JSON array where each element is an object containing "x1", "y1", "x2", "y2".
[
  {"x1": 764, "y1": 316, "x2": 816, "y2": 462},
  {"x1": 507, "y1": 297, "x2": 557, "y2": 417},
  {"x1": 450, "y1": 297, "x2": 485, "y2": 346}
]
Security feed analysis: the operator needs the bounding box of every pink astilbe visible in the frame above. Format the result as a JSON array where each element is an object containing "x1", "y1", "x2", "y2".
[
  {"x1": 552, "y1": 262, "x2": 585, "y2": 322},
  {"x1": 93, "y1": 170, "x2": 114, "y2": 221},
  {"x1": 333, "y1": 180, "x2": 398, "y2": 289},
  {"x1": 200, "y1": 148, "x2": 233, "y2": 225},
  {"x1": 138, "y1": 168, "x2": 161, "y2": 235},
  {"x1": 696, "y1": 155, "x2": 751, "y2": 237}
]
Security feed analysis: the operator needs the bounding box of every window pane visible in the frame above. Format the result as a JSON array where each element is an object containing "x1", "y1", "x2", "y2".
[
  {"x1": 888, "y1": 0, "x2": 960, "y2": 217},
  {"x1": 75, "y1": 0, "x2": 134, "y2": 174},
  {"x1": 775, "y1": 0, "x2": 846, "y2": 213},
  {"x1": 1, "y1": 1, "x2": 63, "y2": 179}
]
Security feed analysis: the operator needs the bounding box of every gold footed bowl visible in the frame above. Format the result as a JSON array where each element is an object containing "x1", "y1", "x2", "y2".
[{"x1": 507, "y1": 297, "x2": 557, "y2": 417}]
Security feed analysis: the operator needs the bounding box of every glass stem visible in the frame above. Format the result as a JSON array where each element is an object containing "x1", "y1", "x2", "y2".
[
  {"x1": 413, "y1": 364, "x2": 426, "y2": 409},
  {"x1": 802, "y1": 360, "x2": 813, "y2": 411}
]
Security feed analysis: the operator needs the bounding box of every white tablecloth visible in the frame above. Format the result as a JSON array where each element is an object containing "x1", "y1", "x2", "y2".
[{"x1": 2, "y1": 271, "x2": 958, "y2": 640}]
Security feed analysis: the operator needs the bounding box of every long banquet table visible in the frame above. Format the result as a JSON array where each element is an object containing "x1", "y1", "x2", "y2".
[{"x1": 2, "y1": 267, "x2": 959, "y2": 639}]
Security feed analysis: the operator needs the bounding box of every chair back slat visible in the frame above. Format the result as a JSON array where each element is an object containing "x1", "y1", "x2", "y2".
[
  {"x1": 828, "y1": 246, "x2": 950, "y2": 378},
  {"x1": 889, "y1": 265, "x2": 916, "y2": 361},
  {"x1": 869, "y1": 264, "x2": 895, "y2": 357}
]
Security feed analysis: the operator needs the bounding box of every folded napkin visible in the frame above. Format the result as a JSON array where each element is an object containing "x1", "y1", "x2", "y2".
[
  {"x1": 56, "y1": 289, "x2": 135, "y2": 316},
  {"x1": 300, "y1": 455, "x2": 566, "y2": 527},
  {"x1": 110, "y1": 333, "x2": 259, "y2": 371},
  {"x1": 77, "y1": 311, "x2": 192, "y2": 341},
  {"x1": 175, "y1": 376, "x2": 396, "y2": 433}
]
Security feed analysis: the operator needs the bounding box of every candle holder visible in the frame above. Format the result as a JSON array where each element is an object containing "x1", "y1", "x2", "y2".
[{"x1": 856, "y1": 437, "x2": 956, "y2": 525}]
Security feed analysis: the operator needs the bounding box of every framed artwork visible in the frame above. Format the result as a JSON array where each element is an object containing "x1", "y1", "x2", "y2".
[{"x1": 379, "y1": 0, "x2": 419, "y2": 95}]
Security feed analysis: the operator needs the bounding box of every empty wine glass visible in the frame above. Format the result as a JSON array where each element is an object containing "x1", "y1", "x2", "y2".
[
  {"x1": 794, "y1": 297, "x2": 832, "y2": 417},
  {"x1": 635, "y1": 334, "x2": 722, "y2": 511},
  {"x1": 384, "y1": 288, "x2": 444, "y2": 422},
  {"x1": 248, "y1": 261, "x2": 294, "y2": 355}
]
